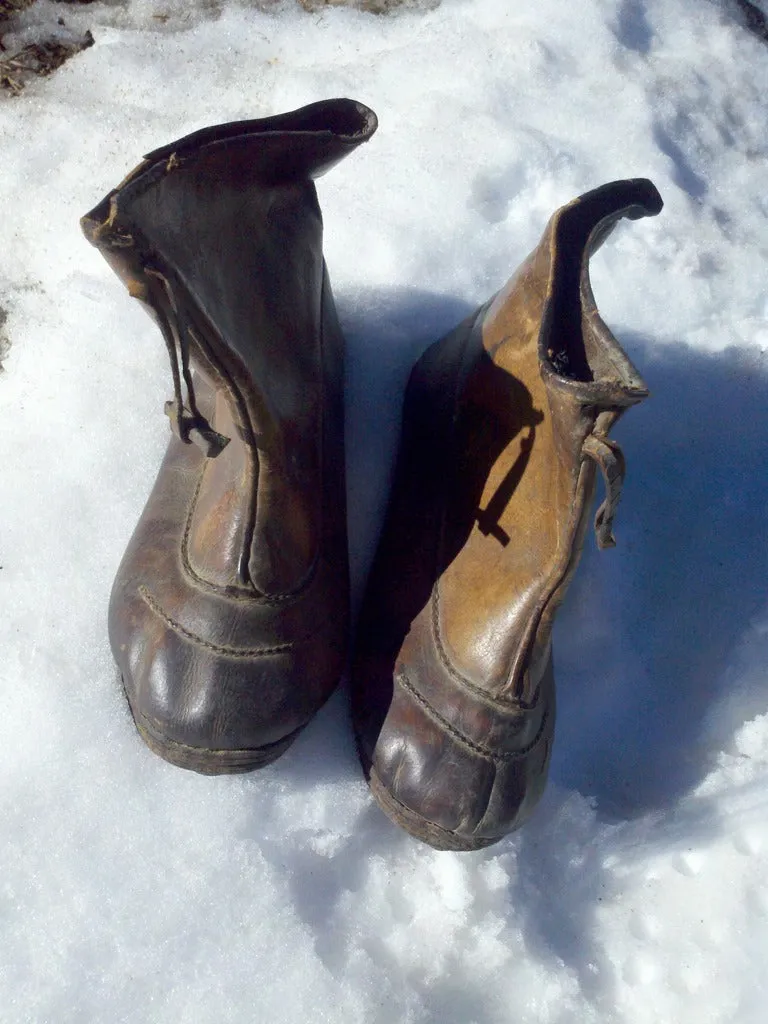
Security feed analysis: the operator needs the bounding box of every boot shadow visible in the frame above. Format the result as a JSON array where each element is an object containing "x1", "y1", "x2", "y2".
[
  {"x1": 344, "y1": 285, "x2": 545, "y2": 758},
  {"x1": 551, "y1": 336, "x2": 768, "y2": 818},
  {"x1": 285, "y1": 301, "x2": 768, "y2": 834},
  {"x1": 281, "y1": 285, "x2": 542, "y2": 787},
  {"x1": 277, "y1": 286, "x2": 476, "y2": 789},
  {"x1": 265, "y1": 302, "x2": 768, "y2": 1013}
]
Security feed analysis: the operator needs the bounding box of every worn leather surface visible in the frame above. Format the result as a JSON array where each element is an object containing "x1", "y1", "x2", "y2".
[
  {"x1": 353, "y1": 179, "x2": 662, "y2": 846},
  {"x1": 82, "y1": 99, "x2": 377, "y2": 760}
]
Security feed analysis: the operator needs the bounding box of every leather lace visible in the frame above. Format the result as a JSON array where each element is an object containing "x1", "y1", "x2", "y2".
[
  {"x1": 146, "y1": 268, "x2": 230, "y2": 459},
  {"x1": 582, "y1": 433, "x2": 626, "y2": 549}
]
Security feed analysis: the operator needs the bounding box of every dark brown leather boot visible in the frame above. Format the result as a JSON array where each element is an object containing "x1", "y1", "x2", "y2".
[
  {"x1": 353, "y1": 179, "x2": 662, "y2": 849},
  {"x1": 82, "y1": 99, "x2": 377, "y2": 773}
]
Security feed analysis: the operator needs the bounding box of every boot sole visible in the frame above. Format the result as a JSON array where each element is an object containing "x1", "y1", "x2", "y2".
[
  {"x1": 357, "y1": 737, "x2": 501, "y2": 852},
  {"x1": 123, "y1": 679, "x2": 302, "y2": 774}
]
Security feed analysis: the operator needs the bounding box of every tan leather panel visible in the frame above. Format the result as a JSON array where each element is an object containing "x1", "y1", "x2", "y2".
[{"x1": 437, "y1": 231, "x2": 589, "y2": 695}]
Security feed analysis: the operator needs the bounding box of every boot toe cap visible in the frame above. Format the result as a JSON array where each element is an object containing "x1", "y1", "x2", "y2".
[
  {"x1": 355, "y1": 664, "x2": 553, "y2": 851},
  {"x1": 111, "y1": 585, "x2": 339, "y2": 771}
]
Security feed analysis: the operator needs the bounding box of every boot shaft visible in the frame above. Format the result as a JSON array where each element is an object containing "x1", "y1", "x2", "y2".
[
  {"x1": 82, "y1": 99, "x2": 377, "y2": 595},
  {"x1": 352, "y1": 178, "x2": 662, "y2": 849},
  {"x1": 359, "y1": 178, "x2": 662, "y2": 702}
]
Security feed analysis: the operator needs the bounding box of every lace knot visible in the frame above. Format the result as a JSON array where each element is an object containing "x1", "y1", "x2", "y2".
[
  {"x1": 145, "y1": 267, "x2": 230, "y2": 459},
  {"x1": 164, "y1": 400, "x2": 230, "y2": 458}
]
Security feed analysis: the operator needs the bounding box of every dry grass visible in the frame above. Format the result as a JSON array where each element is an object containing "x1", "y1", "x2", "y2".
[
  {"x1": 0, "y1": 0, "x2": 94, "y2": 97},
  {"x1": 0, "y1": 31, "x2": 93, "y2": 94},
  {"x1": 299, "y1": 0, "x2": 439, "y2": 12},
  {"x1": 0, "y1": 0, "x2": 34, "y2": 18}
]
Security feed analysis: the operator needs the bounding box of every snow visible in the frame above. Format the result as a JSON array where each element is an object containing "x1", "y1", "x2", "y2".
[{"x1": 1, "y1": 0, "x2": 767, "y2": 1020}]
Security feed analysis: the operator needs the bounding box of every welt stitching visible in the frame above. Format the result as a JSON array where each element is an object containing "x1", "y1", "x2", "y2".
[
  {"x1": 396, "y1": 668, "x2": 549, "y2": 763},
  {"x1": 139, "y1": 586, "x2": 297, "y2": 658},
  {"x1": 370, "y1": 768, "x2": 468, "y2": 845}
]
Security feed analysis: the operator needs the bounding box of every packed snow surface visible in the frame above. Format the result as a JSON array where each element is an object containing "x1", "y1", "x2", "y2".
[{"x1": 1, "y1": 0, "x2": 768, "y2": 1021}]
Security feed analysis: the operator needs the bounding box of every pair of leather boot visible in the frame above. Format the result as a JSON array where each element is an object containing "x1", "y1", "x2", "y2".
[{"x1": 82, "y1": 99, "x2": 662, "y2": 851}]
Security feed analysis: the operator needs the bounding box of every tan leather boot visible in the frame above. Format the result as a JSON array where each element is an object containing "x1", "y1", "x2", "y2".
[
  {"x1": 353, "y1": 179, "x2": 662, "y2": 849},
  {"x1": 82, "y1": 99, "x2": 377, "y2": 773}
]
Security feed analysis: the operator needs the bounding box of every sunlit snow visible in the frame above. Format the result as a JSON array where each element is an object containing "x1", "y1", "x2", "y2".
[{"x1": 1, "y1": 1, "x2": 767, "y2": 1021}]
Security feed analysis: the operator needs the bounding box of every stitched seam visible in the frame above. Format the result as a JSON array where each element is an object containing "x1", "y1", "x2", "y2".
[
  {"x1": 180, "y1": 473, "x2": 253, "y2": 600},
  {"x1": 369, "y1": 766, "x2": 469, "y2": 845},
  {"x1": 179, "y1": 473, "x2": 320, "y2": 604},
  {"x1": 397, "y1": 668, "x2": 550, "y2": 763},
  {"x1": 430, "y1": 587, "x2": 541, "y2": 712},
  {"x1": 139, "y1": 586, "x2": 298, "y2": 657},
  {"x1": 175, "y1": 307, "x2": 321, "y2": 605},
  {"x1": 427, "y1": 303, "x2": 541, "y2": 713},
  {"x1": 135, "y1": 707, "x2": 301, "y2": 756}
]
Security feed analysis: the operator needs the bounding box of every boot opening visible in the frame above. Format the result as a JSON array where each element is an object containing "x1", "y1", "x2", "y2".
[
  {"x1": 545, "y1": 179, "x2": 662, "y2": 382},
  {"x1": 143, "y1": 99, "x2": 378, "y2": 165},
  {"x1": 286, "y1": 98, "x2": 378, "y2": 140}
]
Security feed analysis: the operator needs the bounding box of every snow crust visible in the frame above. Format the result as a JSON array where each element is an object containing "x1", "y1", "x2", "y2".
[{"x1": 1, "y1": 1, "x2": 767, "y2": 1021}]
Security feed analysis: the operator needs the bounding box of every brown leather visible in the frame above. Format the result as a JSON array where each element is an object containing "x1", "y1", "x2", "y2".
[
  {"x1": 82, "y1": 99, "x2": 377, "y2": 772},
  {"x1": 352, "y1": 179, "x2": 663, "y2": 849}
]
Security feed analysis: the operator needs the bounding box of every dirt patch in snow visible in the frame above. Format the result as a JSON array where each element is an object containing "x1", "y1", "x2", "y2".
[
  {"x1": 0, "y1": 31, "x2": 93, "y2": 94},
  {"x1": 1, "y1": 0, "x2": 94, "y2": 96},
  {"x1": 0, "y1": 307, "x2": 10, "y2": 373},
  {"x1": 299, "y1": 0, "x2": 439, "y2": 10}
]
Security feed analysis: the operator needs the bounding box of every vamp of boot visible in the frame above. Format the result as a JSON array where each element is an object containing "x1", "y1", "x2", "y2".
[
  {"x1": 352, "y1": 179, "x2": 663, "y2": 850},
  {"x1": 82, "y1": 100, "x2": 377, "y2": 773}
]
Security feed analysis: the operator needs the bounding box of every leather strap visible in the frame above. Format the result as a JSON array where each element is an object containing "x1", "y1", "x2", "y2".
[{"x1": 582, "y1": 433, "x2": 626, "y2": 549}]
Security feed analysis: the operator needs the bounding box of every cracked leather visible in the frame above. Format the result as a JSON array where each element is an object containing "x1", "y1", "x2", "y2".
[
  {"x1": 82, "y1": 99, "x2": 377, "y2": 768},
  {"x1": 353, "y1": 179, "x2": 663, "y2": 848}
]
